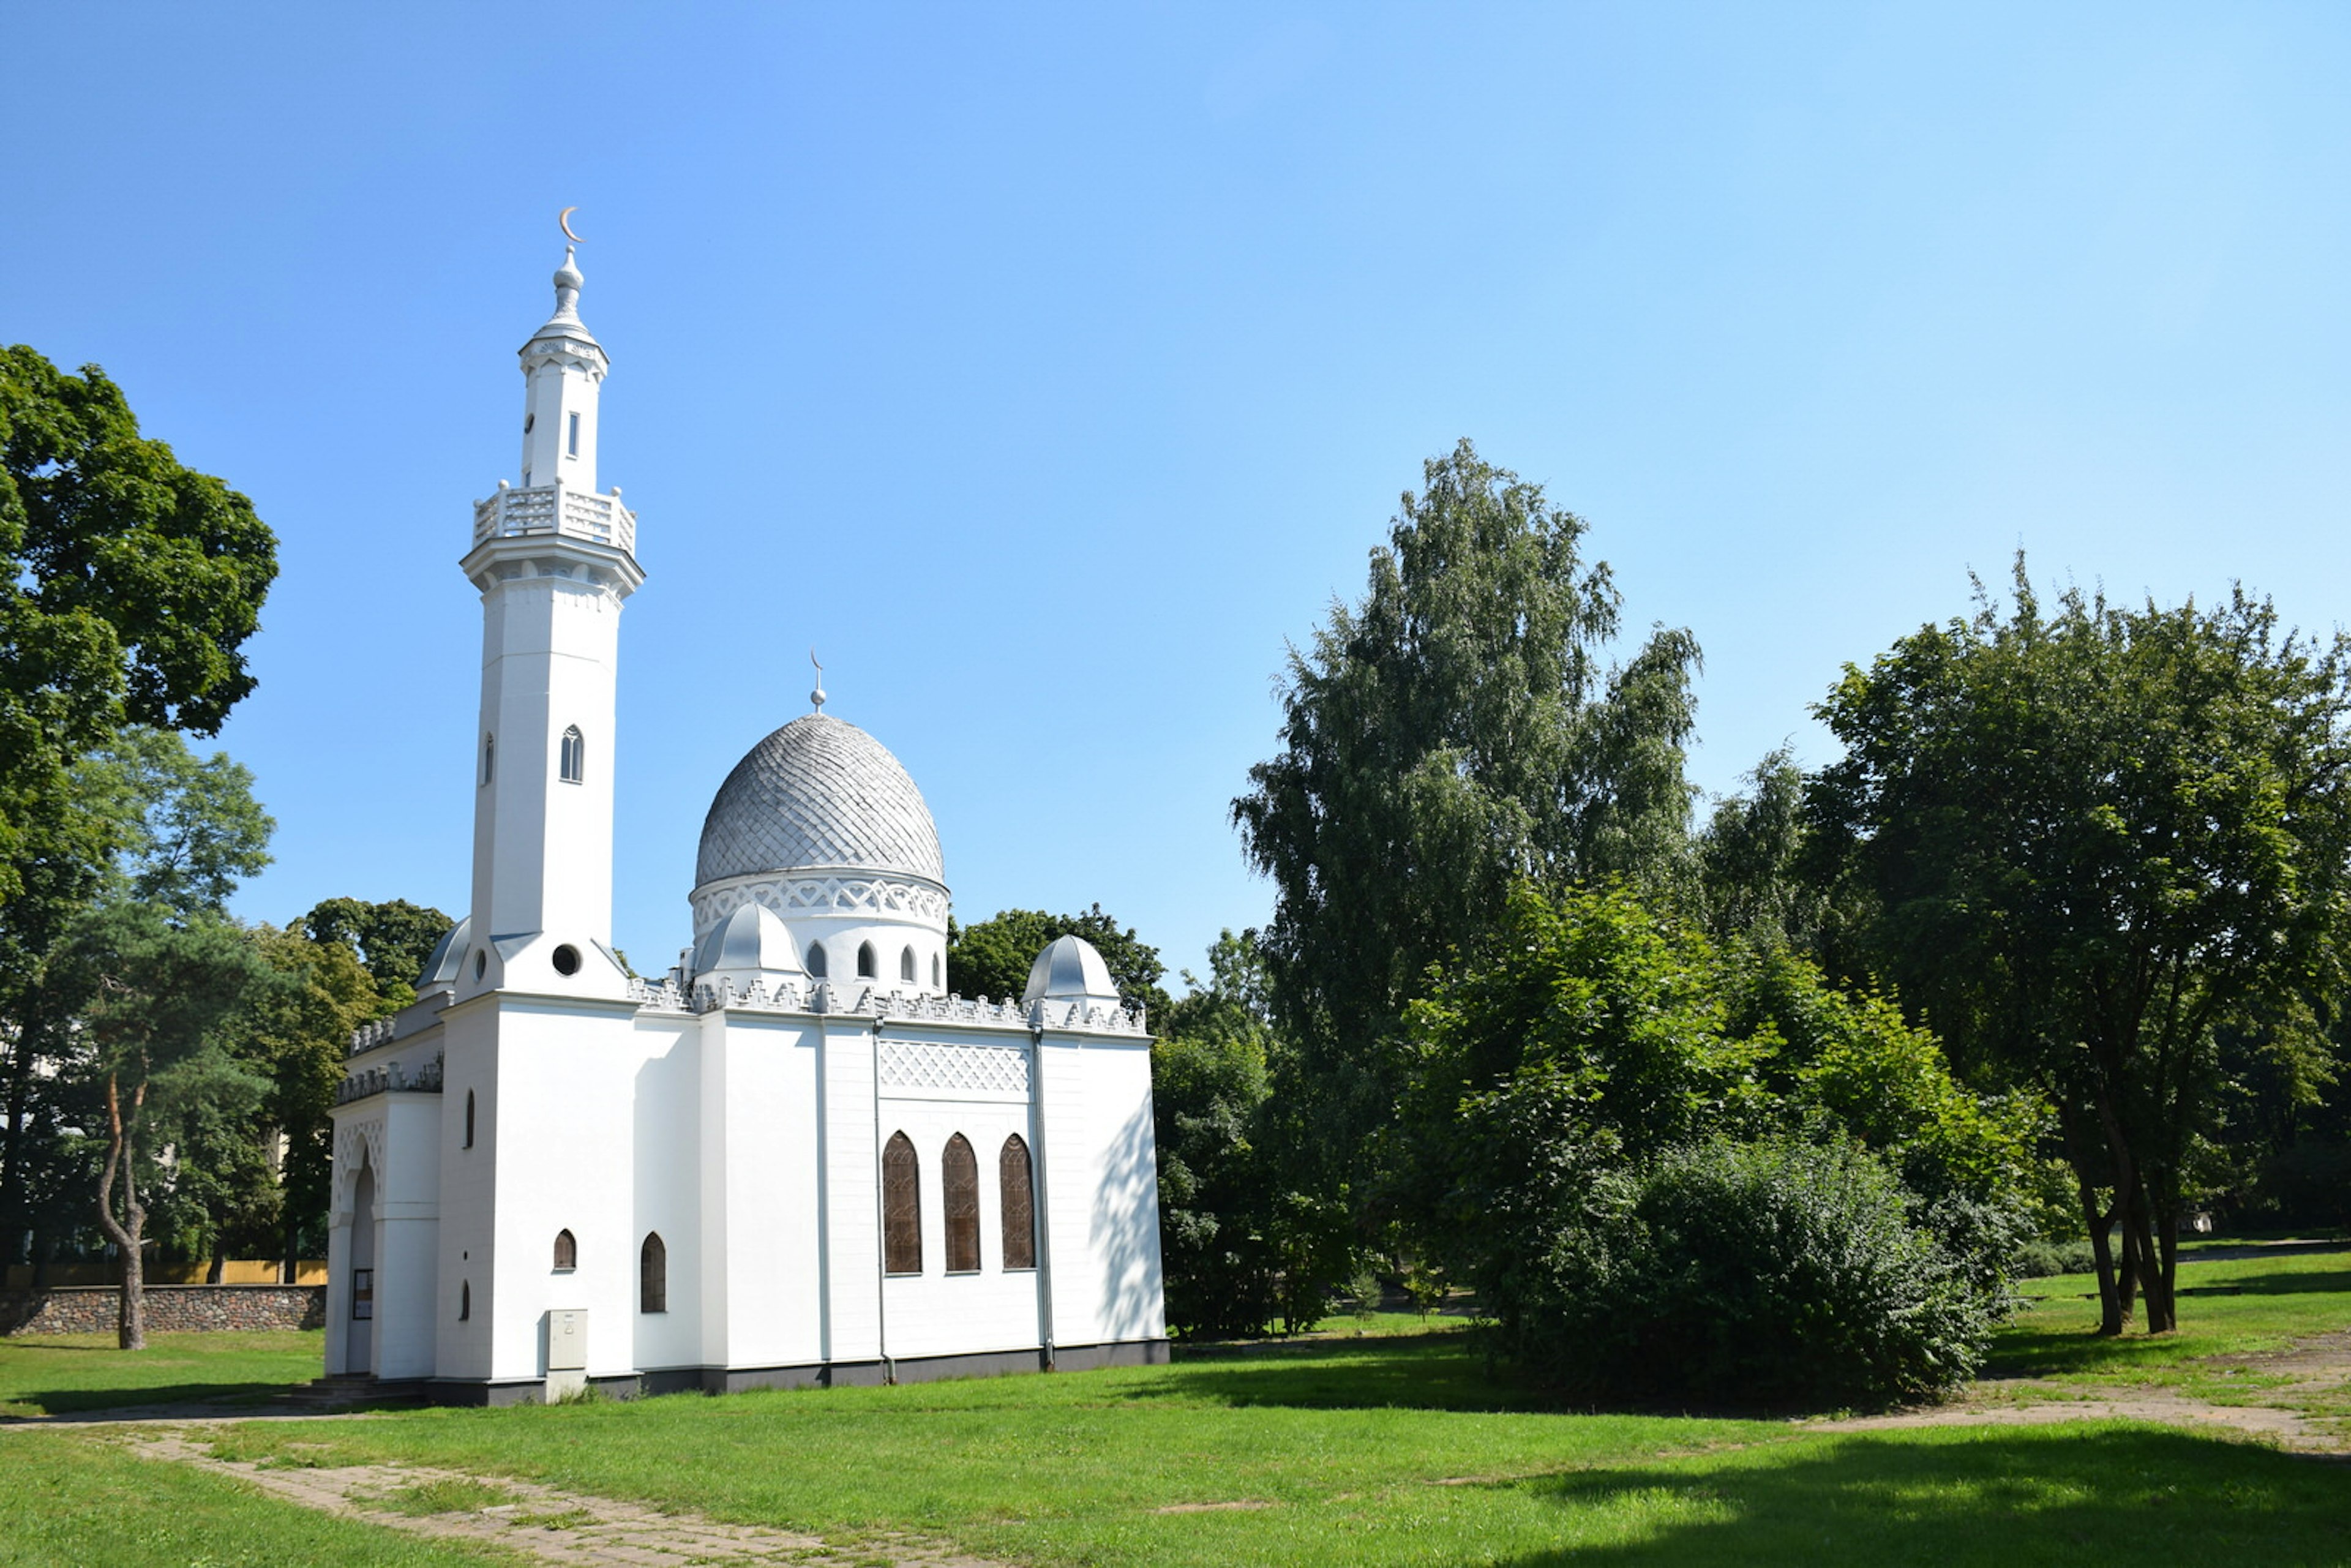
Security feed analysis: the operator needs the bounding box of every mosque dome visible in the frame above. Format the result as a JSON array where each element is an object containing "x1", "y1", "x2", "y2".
[{"x1": 695, "y1": 713, "x2": 945, "y2": 889}]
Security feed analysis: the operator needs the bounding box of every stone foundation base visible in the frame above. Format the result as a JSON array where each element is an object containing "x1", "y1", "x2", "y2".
[{"x1": 425, "y1": 1338, "x2": 1174, "y2": 1406}]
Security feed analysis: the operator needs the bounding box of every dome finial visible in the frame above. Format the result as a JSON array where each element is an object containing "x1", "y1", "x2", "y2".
[{"x1": 809, "y1": 648, "x2": 827, "y2": 711}]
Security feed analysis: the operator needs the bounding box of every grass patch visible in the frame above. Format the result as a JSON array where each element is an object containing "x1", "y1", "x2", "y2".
[
  {"x1": 362, "y1": 1478, "x2": 525, "y2": 1517},
  {"x1": 188, "y1": 1322, "x2": 2351, "y2": 1567},
  {"x1": 1991, "y1": 1250, "x2": 2351, "y2": 1386},
  {"x1": 0, "y1": 1432, "x2": 510, "y2": 1566},
  {"x1": 0, "y1": 1329, "x2": 323, "y2": 1419}
]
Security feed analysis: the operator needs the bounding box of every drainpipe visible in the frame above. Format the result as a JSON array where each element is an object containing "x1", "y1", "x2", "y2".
[
  {"x1": 1029, "y1": 1008, "x2": 1056, "y2": 1372},
  {"x1": 870, "y1": 1012, "x2": 894, "y2": 1385}
]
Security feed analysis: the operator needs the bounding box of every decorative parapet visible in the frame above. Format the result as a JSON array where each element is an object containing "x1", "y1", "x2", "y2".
[
  {"x1": 348, "y1": 1018, "x2": 397, "y2": 1057},
  {"x1": 336, "y1": 1052, "x2": 444, "y2": 1105},
  {"x1": 626, "y1": 975, "x2": 1145, "y2": 1035},
  {"x1": 472, "y1": 480, "x2": 636, "y2": 556}
]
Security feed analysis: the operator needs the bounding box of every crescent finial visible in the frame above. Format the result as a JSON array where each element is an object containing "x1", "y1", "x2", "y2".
[
  {"x1": 558, "y1": 206, "x2": 583, "y2": 244},
  {"x1": 809, "y1": 648, "x2": 827, "y2": 711}
]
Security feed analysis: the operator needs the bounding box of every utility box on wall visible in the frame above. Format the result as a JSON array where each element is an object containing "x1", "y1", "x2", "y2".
[{"x1": 545, "y1": 1308, "x2": 587, "y2": 1401}]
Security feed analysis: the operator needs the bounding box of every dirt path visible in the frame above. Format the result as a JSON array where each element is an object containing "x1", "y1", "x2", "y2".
[
  {"x1": 115, "y1": 1430, "x2": 1014, "y2": 1568},
  {"x1": 1807, "y1": 1328, "x2": 2351, "y2": 1455}
]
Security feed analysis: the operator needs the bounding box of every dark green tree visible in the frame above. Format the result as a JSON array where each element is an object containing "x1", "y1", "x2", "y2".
[
  {"x1": 302, "y1": 896, "x2": 455, "y2": 1013},
  {"x1": 1807, "y1": 562, "x2": 2351, "y2": 1333},
  {"x1": 945, "y1": 904, "x2": 1170, "y2": 1020},
  {"x1": 62, "y1": 901, "x2": 276, "y2": 1347},
  {"x1": 1233, "y1": 439, "x2": 1700, "y2": 1243},
  {"x1": 0, "y1": 729, "x2": 272, "y2": 1282},
  {"x1": 0, "y1": 346, "x2": 277, "y2": 914}
]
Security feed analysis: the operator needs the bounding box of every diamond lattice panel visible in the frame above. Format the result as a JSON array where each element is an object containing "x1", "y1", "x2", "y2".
[{"x1": 697, "y1": 714, "x2": 945, "y2": 886}]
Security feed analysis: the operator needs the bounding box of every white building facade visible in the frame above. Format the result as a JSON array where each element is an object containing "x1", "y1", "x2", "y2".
[{"x1": 326, "y1": 246, "x2": 1168, "y2": 1403}]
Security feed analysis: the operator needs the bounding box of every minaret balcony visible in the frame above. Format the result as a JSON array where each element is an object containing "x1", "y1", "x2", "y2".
[{"x1": 473, "y1": 481, "x2": 636, "y2": 557}]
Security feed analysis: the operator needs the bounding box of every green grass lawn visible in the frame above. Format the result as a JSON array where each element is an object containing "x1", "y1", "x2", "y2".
[
  {"x1": 0, "y1": 1329, "x2": 323, "y2": 1419},
  {"x1": 0, "y1": 1250, "x2": 2345, "y2": 1566},
  {"x1": 0, "y1": 1434, "x2": 510, "y2": 1567},
  {"x1": 1993, "y1": 1249, "x2": 2351, "y2": 1381}
]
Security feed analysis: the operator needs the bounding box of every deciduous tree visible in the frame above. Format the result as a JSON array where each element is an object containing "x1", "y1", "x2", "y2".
[{"x1": 1807, "y1": 562, "x2": 2351, "y2": 1332}]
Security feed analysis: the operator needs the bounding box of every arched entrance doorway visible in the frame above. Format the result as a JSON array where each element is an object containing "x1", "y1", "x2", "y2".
[{"x1": 347, "y1": 1164, "x2": 376, "y2": 1374}]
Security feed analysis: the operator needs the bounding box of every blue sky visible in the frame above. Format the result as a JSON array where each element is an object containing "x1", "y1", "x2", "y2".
[{"x1": 6, "y1": 4, "x2": 2349, "y2": 983}]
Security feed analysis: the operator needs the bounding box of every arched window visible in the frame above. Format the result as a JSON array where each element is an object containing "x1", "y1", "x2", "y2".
[
  {"x1": 900, "y1": 945, "x2": 917, "y2": 984},
  {"x1": 640, "y1": 1232, "x2": 667, "y2": 1313},
  {"x1": 857, "y1": 941, "x2": 877, "y2": 979},
  {"x1": 1000, "y1": 1135, "x2": 1036, "y2": 1270},
  {"x1": 806, "y1": 942, "x2": 828, "y2": 978},
  {"x1": 560, "y1": 726, "x2": 585, "y2": 785},
  {"x1": 553, "y1": 1229, "x2": 576, "y2": 1271},
  {"x1": 943, "y1": 1135, "x2": 980, "y2": 1272},
  {"x1": 459, "y1": 1280, "x2": 471, "y2": 1321},
  {"x1": 463, "y1": 1090, "x2": 476, "y2": 1149},
  {"x1": 882, "y1": 1132, "x2": 921, "y2": 1275},
  {"x1": 482, "y1": 733, "x2": 495, "y2": 786},
  {"x1": 932, "y1": 953, "x2": 942, "y2": 989}
]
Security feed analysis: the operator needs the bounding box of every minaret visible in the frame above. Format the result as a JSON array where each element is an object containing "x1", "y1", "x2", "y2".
[{"x1": 457, "y1": 240, "x2": 644, "y2": 999}]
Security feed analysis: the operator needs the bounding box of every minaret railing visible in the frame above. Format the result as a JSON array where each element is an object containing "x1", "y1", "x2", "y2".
[{"x1": 472, "y1": 481, "x2": 636, "y2": 555}]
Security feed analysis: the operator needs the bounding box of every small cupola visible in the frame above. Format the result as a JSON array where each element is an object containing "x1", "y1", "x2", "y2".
[{"x1": 1022, "y1": 935, "x2": 1120, "y2": 1007}]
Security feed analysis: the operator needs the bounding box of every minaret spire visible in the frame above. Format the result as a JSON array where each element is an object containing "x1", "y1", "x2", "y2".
[{"x1": 457, "y1": 220, "x2": 644, "y2": 1001}]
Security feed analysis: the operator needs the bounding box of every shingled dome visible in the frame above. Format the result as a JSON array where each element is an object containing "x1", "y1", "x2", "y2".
[{"x1": 696, "y1": 713, "x2": 944, "y2": 888}]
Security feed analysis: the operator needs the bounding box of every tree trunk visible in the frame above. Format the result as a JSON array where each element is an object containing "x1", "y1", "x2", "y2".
[
  {"x1": 94, "y1": 1070, "x2": 148, "y2": 1351},
  {"x1": 2058, "y1": 1102, "x2": 2125, "y2": 1334},
  {"x1": 206, "y1": 1249, "x2": 225, "y2": 1285},
  {"x1": 0, "y1": 1014, "x2": 42, "y2": 1272},
  {"x1": 2141, "y1": 1187, "x2": 2179, "y2": 1334}
]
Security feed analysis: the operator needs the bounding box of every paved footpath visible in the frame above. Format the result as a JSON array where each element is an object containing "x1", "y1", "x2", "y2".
[{"x1": 49, "y1": 1425, "x2": 1017, "y2": 1568}]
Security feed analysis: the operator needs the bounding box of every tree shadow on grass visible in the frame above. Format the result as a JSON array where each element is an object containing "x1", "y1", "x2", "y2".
[
  {"x1": 1990, "y1": 1264, "x2": 2351, "y2": 1380},
  {"x1": 1498, "y1": 1425, "x2": 2351, "y2": 1567},
  {"x1": 1150, "y1": 1331, "x2": 1556, "y2": 1414},
  {"x1": 8, "y1": 1380, "x2": 296, "y2": 1416}
]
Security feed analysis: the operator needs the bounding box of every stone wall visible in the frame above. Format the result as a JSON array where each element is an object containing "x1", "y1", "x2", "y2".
[{"x1": 0, "y1": 1284, "x2": 326, "y2": 1336}]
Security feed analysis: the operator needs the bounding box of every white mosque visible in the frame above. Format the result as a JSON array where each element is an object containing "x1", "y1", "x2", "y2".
[{"x1": 324, "y1": 239, "x2": 1168, "y2": 1402}]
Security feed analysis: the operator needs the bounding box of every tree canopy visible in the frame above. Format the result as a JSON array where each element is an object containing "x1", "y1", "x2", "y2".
[
  {"x1": 0, "y1": 347, "x2": 277, "y2": 915},
  {"x1": 1233, "y1": 438, "x2": 1701, "y2": 1202},
  {"x1": 1807, "y1": 561, "x2": 2351, "y2": 1332},
  {"x1": 946, "y1": 904, "x2": 1169, "y2": 1019}
]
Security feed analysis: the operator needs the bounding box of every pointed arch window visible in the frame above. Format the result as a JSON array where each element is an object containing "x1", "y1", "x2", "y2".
[
  {"x1": 932, "y1": 953, "x2": 942, "y2": 990},
  {"x1": 1000, "y1": 1135, "x2": 1036, "y2": 1270},
  {"x1": 482, "y1": 733, "x2": 495, "y2": 786},
  {"x1": 560, "y1": 726, "x2": 585, "y2": 785},
  {"x1": 882, "y1": 1132, "x2": 921, "y2": 1275},
  {"x1": 640, "y1": 1232, "x2": 667, "y2": 1313},
  {"x1": 943, "y1": 1134, "x2": 980, "y2": 1274},
  {"x1": 857, "y1": 941, "x2": 877, "y2": 979},
  {"x1": 899, "y1": 945, "x2": 917, "y2": 984},
  {"x1": 553, "y1": 1229, "x2": 576, "y2": 1271},
  {"x1": 463, "y1": 1090, "x2": 476, "y2": 1149},
  {"x1": 806, "y1": 942, "x2": 828, "y2": 978}
]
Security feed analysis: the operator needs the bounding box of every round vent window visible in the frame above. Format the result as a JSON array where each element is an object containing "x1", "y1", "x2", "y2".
[
  {"x1": 552, "y1": 944, "x2": 582, "y2": 976},
  {"x1": 473, "y1": 950, "x2": 487, "y2": 981}
]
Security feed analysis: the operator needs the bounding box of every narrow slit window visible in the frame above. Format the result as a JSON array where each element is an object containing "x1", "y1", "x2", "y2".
[
  {"x1": 943, "y1": 1134, "x2": 980, "y2": 1274},
  {"x1": 459, "y1": 1280, "x2": 470, "y2": 1321},
  {"x1": 882, "y1": 1132, "x2": 921, "y2": 1274},
  {"x1": 932, "y1": 953, "x2": 942, "y2": 989},
  {"x1": 482, "y1": 733, "x2": 495, "y2": 786},
  {"x1": 463, "y1": 1090, "x2": 476, "y2": 1149},
  {"x1": 560, "y1": 726, "x2": 585, "y2": 785},
  {"x1": 640, "y1": 1232, "x2": 667, "y2": 1313},
  {"x1": 806, "y1": 942, "x2": 828, "y2": 978},
  {"x1": 553, "y1": 1229, "x2": 576, "y2": 1271},
  {"x1": 1000, "y1": 1135, "x2": 1036, "y2": 1270},
  {"x1": 567, "y1": 411, "x2": 580, "y2": 457}
]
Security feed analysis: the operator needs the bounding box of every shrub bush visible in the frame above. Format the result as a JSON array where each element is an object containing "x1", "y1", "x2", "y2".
[{"x1": 1491, "y1": 1136, "x2": 2004, "y2": 1410}]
